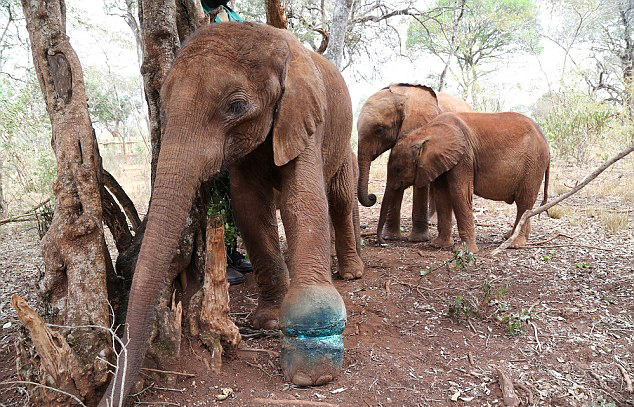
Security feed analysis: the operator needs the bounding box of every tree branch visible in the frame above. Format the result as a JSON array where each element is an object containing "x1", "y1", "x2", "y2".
[{"x1": 492, "y1": 143, "x2": 634, "y2": 256}]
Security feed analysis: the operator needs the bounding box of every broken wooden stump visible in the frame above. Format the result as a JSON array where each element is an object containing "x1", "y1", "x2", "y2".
[
  {"x1": 11, "y1": 294, "x2": 104, "y2": 406},
  {"x1": 189, "y1": 214, "x2": 240, "y2": 372},
  {"x1": 495, "y1": 367, "x2": 521, "y2": 407}
]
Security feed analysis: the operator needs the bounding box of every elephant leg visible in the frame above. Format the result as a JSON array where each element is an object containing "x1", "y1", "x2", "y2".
[
  {"x1": 410, "y1": 185, "x2": 431, "y2": 242},
  {"x1": 509, "y1": 190, "x2": 538, "y2": 248},
  {"x1": 277, "y1": 145, "x2": 346, "y2": 387},
  {"x1": 381, "y1": 186, "x2": 403, "y2": 240},
  {"x1": 328, "y1": 158, "x2": 364, "y2": 280},
  {"x1": 447, "y1": 171, "x2": 478, "y2": 253},
  {"x1": 430, "y1": 178, "x2": 454, "y2": 248},
  {"x1": 428, "y1": 187, "x2": 438, "y2": 224},
  {"x1": 230, "y1": 168, "x2": 288, "y2": 330}
]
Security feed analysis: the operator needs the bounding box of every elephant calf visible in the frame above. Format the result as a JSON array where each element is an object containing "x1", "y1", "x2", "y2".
[{"x1": 378, "y1": 112, "x2": 550, "y2": 253}]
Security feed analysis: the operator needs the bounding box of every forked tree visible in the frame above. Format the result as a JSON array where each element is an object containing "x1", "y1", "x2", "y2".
[{"x1": 13, "y1": 0, "x2": 226, "y2": 405}]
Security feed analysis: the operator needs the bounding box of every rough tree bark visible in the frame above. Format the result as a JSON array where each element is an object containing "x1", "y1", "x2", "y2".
[
  {"x1": 115, "y1": 0, "x2": 213, "y2": 382},
  {"x1": 138, "y1": 0, "x2": 180, "y2": 188},
  {"x1": 324, "y1": 0, "x2": 353, "y2": 69},
  {"x1": 266, "y1": 0, "x2": 288, "y2": 29},
  {"x1": 0, "y1": 153, "x2": 6, "y2": 220},
  {"x1": 17, "y1": 0, "x2": 114, "y2": 405},
  {"x1": 188, "y1": 215, "x2": 240, "y2": 372}
]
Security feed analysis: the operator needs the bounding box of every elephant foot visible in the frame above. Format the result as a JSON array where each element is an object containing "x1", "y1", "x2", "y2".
[
  {"x1": 409, "y1": 229, "x2": 431, "y2": 242},
  {"x1": 431, "y1": 237, "x2": 453, "y2": 248},
  {"x1": 380, "y1": 229, "x2": 401, "y2": 241},
  {"x1": 251, "y1": 301, "x2": 281, "y2": 330},
  {"x1": 509, "y1": 235, "x2": 527, "y2": 249},
  {"x1": 337, "y1": 256, "x2": 364, "y2": 280},
  {"x1": 280, "y1": 285, "x2": 346, "y2": 387}
]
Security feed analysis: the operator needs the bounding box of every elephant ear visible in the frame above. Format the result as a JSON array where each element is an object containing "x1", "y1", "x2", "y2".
[
  {"x1": 415, "y1": 120, "x2": 469, "y2": 185},
  {"x1": 272, "y1": 45, "x2": 326, "y2": 166}
]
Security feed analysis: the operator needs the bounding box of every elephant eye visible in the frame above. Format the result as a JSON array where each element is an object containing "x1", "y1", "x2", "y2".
[{"x1": 227, "y1": 99, "x2": 247, "y2": 115}]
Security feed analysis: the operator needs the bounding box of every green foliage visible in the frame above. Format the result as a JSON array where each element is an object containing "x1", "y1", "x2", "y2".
[
  {"x1": 207, "y1": 171, "x2": 238, "y2": 248},
  {"x1": 450, "y1": 242, "x2": 474, "y2": 269},
  {"x1": 0, "y1": 75, "x2": 55, "y2": 212},
  {"x1": 406, "y1": 0, "x2": 540, "y2": 101},
  {"x1": 449, "y1": 295, "x2": 481, "y2": 320},
  {"x1": 84, "y1": 66, "x2": 143, "y2": 137},
  {"x1": 535, "y1": 88, "x2": 619, "y2": 164}
]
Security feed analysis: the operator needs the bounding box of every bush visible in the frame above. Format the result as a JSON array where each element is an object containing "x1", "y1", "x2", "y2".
[{"x1": 535, "y1": 89, "x2": 617, "y2": 165}]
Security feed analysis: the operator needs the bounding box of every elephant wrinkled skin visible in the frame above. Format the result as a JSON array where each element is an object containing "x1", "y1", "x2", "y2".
[
  {"x1": 356, "y1": 84, "x2": 473, "y2": 242},
  {"x1": 98, "y1": 22, "x2": 363, "y2": 407},
  {"x1": 378, "y1": 112, "x2": 550, "y2": 253}
]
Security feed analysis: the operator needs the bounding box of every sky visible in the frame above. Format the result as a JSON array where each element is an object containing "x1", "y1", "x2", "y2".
[{"x1": 17, "y1": 1, "x2": 587, "y2": 119}]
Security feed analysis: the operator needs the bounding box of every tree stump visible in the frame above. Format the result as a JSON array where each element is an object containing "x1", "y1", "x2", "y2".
[{"x1": 189, "y1": 215, "x2": 240, "y2": 372}]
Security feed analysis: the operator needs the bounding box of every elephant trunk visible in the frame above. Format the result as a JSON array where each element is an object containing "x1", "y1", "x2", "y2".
[
  {"x1": 376, "y1": 187, "x2": 396, "y2": 245},
  {"x1": 357, "y1": 157, "x2": 376, "y2": 207},
  {"x1": 98, "y1": 142, "x2": 215, "y2": 407}
]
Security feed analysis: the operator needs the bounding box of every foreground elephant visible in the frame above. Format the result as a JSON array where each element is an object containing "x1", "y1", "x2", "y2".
[
  {"x1": 378, "y1": 112, "x2": 550, "y2": 253},
  {"x1": 356, "y1": 84, "x2": 473, "y2": 242},
  {"x1": 98, "y1": 22, "x2": 363, "y2": 407}
]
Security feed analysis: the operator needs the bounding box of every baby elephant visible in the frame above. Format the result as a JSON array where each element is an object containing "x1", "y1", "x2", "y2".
[{"x1": 378, "y1": 112, "x2": 550, "y2": 253}]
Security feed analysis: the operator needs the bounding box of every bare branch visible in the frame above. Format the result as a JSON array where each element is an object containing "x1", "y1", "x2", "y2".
[{"x1": 492, "y1": 143, "x2": 634, "y2": 256}]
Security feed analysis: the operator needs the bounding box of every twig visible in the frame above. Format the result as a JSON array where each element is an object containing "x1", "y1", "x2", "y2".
[
  {"x1": 361, "y1": 231, "x2": 376, "y2": 237},
  {"x1": 139, "y1": 367, "x2": 195, "y2": 377},
  {"x1": 0, "y1": 199, "x2": 51, "y2": 226},
  {"x1": 243, "y1": 360, "x2": 273, "y2": 378},
  {"x1": 529, "y1": 321, "x2": 542, "y2": 353},
  {"x1": 526, "y1": 233, "x2": 576, "y2": 246},
  {"x1": 514, "y1": 382, "x2": 534, "y2": 405},
  {"x1": 0, "y1": 381, "x2": 86, "y2": 407},
  {"x1": 517, "y1": 244, "x2": 612, "y2": 251},
  {"x1": 492, "y1": 143, "x2": 634, "y2": 256},
  {"x1": 495, "y1": 368, "x2": 520, "y2": 407},
  {"x1": 237, "y1": 346, "x2": 280, "y2": 358},
  {"x1": 616, "y1": 363, "x2": 633, "y2": 393},
  {"x1": 153, "y1": 386, "x2": 185, "y2": 393},
  {"x1": 252, "y1": 398, "x2": 339, "y2": 406}
]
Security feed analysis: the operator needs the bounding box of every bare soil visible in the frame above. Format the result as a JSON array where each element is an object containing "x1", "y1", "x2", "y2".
[{"x1": 1, "y1": 162, "x2": 633, "y2": 407}]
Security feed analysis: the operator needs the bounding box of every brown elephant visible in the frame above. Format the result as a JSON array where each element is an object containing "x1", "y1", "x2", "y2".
[
  {"x1": 377, "y1": 112, "x2": 550, "y2": 253},
  {"x1": 356, "y1": 84, "x2": 473, "y2": 242},
  {"x1": 98, "y1": 22, "x2": 363, "y2": 407}
]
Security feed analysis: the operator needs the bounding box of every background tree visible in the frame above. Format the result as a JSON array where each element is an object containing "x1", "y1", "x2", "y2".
[{"x1": 407, "y1": 0, "x2": 541, "y2": 108}]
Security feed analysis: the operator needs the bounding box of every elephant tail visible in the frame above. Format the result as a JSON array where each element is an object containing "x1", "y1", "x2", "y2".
[{"x1": 541, "y1": 160, "x2": 550, "y2": 206}]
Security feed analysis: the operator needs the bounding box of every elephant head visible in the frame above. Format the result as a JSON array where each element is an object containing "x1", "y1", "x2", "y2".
[
  {"x1": 356, "y1": 84, "x2": 440, "y2": 207},
  {"x1": 98, "y1": 22, "x2": 330, "y2": 407},
  {"x1": 376, "y1": 116, "x2": 469, "y2": 243}
]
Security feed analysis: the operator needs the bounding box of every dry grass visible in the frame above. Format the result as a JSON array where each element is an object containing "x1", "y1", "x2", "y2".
[
  {"x1": 590, "y1": 175, "x2": 634, "y2": 204},
  {"x1": 546, "y1": 205, "x2": 566, "y2": 219},
  {"x1": 598, "y1": 209, "x2": 629, "y2": 233}
]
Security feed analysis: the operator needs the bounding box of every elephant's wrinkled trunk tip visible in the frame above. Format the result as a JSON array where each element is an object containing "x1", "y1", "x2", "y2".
[
  {"x1": 357, "y1": 158, "x2": 376, "y2": 207},
  {"x1": 361, "y1": 193, "x2": 377, "y2": 207}
]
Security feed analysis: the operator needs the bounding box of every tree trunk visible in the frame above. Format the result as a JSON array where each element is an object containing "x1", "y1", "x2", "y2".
[
  {"x1": 138, "y1": 0, "x2": 180, "y2": 189},
  {"x1": 18, "y1": 0, "x2": 114, "y2": 404},
  {"x1": 0, "y1": 152, "x2": 6, "y2": 220},
  {"x1": 266, "y1": 0, "x2": 288, "y2": 29},
  {"x1": 324, "y1": 0, "x2": 353, "y2": 69}
]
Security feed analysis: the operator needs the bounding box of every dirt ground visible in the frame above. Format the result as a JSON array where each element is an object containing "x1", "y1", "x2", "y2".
[{"x1": 1, "y1": 160, "x2": 633, "y2": 407}]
